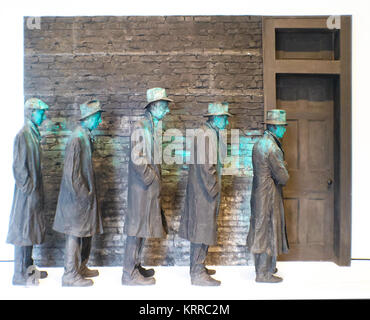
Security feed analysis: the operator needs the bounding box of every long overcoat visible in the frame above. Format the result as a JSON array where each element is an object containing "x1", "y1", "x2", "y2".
[
  {"x1": 179, "y1": 122, "x2": 222, "y2": 246},
  {"x1": 7, "y1": 120, "x2": 45, "y2": 246},
  {"x1": 124, "y1": 111, "x2": 167, "y2": 238},
  {"x1": 53, "y1": 125, "x2": 103, "y2": 237},
  {"x1": 247, "y1": 130, "x2": 289, "y2": 257}
]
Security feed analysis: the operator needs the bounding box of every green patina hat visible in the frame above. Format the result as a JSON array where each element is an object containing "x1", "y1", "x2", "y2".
[
  {"x1": 263, "y1": 109, "x2": 288, "y2": 125},
  {"x1": 79, "y1": 99, "x2": 105, "y2": 121},
  {"x1": 204, "y1": 102, "x2": 233, "y2": 117},
  {"x1": 144, "y1": 88, "x2": 173, "y2": 108},
  {"x1": 24, "y1": 98, "x2": 49, "y2": 110}
]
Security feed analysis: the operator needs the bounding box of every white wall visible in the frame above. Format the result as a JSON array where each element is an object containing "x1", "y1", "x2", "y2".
[{"x1": 0, "y1": 0, "x2": 369, "y2": 260}]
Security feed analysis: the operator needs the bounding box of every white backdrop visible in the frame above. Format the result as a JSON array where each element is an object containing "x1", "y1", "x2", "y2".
[{"x1": 0, "y1": 0, "x2": 369, "y2": 261}]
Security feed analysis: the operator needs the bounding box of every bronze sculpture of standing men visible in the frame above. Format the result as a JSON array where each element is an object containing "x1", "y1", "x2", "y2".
[
  {"x1": 53, "y1": 100, "x2": 104, "y2": 287},
  {"x1": 247, "y1": 109, "x2": 289, "y2": 283},
  {"x1": 179, "y1": 102, "x2": 232, "y2": 286},
  {"x1": 7, "y1": 98, "x2": 49, "y2": 285},
  {"x1": 122, "y1": 88, "x2": 172, "y2": 286}
]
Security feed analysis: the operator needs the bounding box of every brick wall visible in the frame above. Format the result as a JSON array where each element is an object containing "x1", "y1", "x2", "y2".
[{"x1": 24, "y1": 16, "x2": 264, "y2": 267}]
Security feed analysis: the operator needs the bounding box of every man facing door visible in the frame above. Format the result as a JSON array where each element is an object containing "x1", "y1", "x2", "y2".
[{"x1": 247, "y1": 109, "x2": 289, "y2": 283}]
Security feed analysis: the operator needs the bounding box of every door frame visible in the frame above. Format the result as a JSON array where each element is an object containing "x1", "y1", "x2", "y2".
[{"x1": 262, "y1": 16, "x2": 352, "y2": 266}]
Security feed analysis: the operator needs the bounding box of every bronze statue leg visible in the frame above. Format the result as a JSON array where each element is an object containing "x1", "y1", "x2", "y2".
[
  {"x1": 79, "y1": 236, "x2": 99, "y2": 278},
  {"x1": 63, "y1": 235, "x2": 81, "y2": 281},
  {"x1": 190, "y1": 242, "x2": 209, "y2": 276},
  {"x1": 80, "y1": 236, "x2": 92, "y2": 266},
  {"x1": 189, "y1": 242, "x2": 220, "y2": 286},
  {"x1": 123, "y1": 236, "x2": 142, "y2": 277},
  {"x1": 134, "y1": 237, "x2": 155, "y2": 277},
  {"x1": 254, "y1": 253, "x2": 282, "y2": 283},
  {"x1": 12, "y1": 246, "x2": 32, "y2": 285},
  {"x1": 62, "y1": 235, "x2": 93, "y2": 286},
  {"x1": 122, "y1": 236, "x2": 155, "y2": 285}
]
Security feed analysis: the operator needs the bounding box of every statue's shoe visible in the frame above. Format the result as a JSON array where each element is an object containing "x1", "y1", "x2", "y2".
[
  {"x1": 62, "y1": 274, "x2": 94, "y2": 287},
  {"x1": 255, "y1": 274, "x2": 283, "y2": 283},
  {"x1": 122, "y1": 269, "x2": 156, "y2": 286},
  {"x1": 12, "y1": 275, "x2": 32, "y2": 286},
  {"x1": 137, "y1": 264, "x2": 155, "y2": 278},
  {"x1": 191, "y1": 271, "x2": 221, "y2": 286},
  {"x1": 13, "y1": 272, "x2": 45, "y2": 286},
  {"x1": 28, "y1": 268, "x2": 48, "y2": 279},
  {"x1": 205, "y1": 267, "x2": 216, "y2": 276},
  {"x1": 80, "y1": 266, "x2": 99, "y2": 278}
]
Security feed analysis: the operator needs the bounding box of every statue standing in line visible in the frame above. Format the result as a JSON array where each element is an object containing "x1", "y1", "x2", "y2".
[
  {"x1": 122, "y1": 88, "x2": 172, "y2": 286},
  {"x1": 53, "y1": 100, "x2": 104, "y2": 287},
  {"x1": 247, "y1": 109, "x2": 289, "y2": 283},
  {"x1": 7, "y1": 98, "x2": 49, "y2": 285},
  {"x1": 179, "y1": 102, "x2": 232, "y2": 286}
]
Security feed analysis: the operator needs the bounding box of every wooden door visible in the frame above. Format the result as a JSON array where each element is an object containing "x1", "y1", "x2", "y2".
[{"x1": 277, "y1": 75, "x2": 335, "y2": 261}]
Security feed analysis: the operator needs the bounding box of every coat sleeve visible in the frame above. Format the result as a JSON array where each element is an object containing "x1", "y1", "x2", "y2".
[
  {"x1": 199, "y1": 163, "x2": 219, "y2": 198},
  {"x1": 130, "y1": 122, "x2": 158, "y2": 186},
  {"x1": 13, "y1": 132, "x2": 34, "y2": 194},
  {"x1": 64, "y1": 137, "x2": 90, "y2": 196},
  {"x1": 268, "y1": 147, "x2": 289, "y2": 186},
  {"x1": 197, "y1": 134, "x2": 219, "y2": 198}
]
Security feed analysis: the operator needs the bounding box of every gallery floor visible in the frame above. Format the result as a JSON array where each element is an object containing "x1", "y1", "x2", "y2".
[{"x1": 0, "y1": 260, "x2": 369, "y2": 300}]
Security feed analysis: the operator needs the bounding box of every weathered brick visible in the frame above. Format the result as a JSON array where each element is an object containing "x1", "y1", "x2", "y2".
[{"x1": 26, "y1": 15, "x2": 264, "y2": 268}]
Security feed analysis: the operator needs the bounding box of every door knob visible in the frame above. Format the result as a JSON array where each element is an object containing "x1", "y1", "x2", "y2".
[{"x1": 327, "y1": 179, "x2": 333, "y2": 186}]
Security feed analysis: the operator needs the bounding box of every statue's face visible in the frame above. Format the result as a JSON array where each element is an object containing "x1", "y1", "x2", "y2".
[
  {"x1": 31, "y1": 109, "x2": 46, "y2": 126},
  {"x1": 274, "y1": 125, "x2": 287, "y2": 139},
  {"x1": 150, "y1": 100, "x2": 170, "y2": 120},
  {"x1": 85, "y1": 112, "x2": 102, "y2": 131},
  {"x1": 213, "y1": 115, "x2": 229, "y2": 130}
]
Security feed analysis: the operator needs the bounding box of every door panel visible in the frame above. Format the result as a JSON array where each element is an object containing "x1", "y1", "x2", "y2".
[
  {"x1": 284, "y1": 199, "x2": 299, "y2": 244},
  {"x1": 308, "y1": 120, "x2": 329, "y2": 169},
  {"x1": 283, "y1": 120, "x2": 299, "y2": 169},
  {"x1": 306, "y1": 198, "x2": 326, "y2": 244},
  {"x1": 277, "y1": 75, "x2": 335, "y2": 261}
]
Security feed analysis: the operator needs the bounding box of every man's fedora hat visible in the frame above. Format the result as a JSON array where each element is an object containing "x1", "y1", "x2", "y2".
[
  {"x1": 79, "y1": 99, "x2": 105, "y2": 121},
  {"x1": 24, "y1": 98, "x2": 49, "y2": 110},
  {"x1": 144, "y1": 88, "x2": 173, "y2": 108},
  {"x1": 204, "y1": 102, "x2": 233, "y2": 117},
  {"x1": 263, "y1": 109, "x2": 288, "y2": 126}
]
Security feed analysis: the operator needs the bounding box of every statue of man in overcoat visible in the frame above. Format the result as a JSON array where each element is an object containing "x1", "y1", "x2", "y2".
[
  {"x1": 7, "y1": 98, "x2": 49, "y2": 285},
  {"x1": 122, "y1": 88, "x2": 172, "y2": 286},
  {"x1": 247, "y1": 109, "x2": 290, "y2": 283},
  {"x1": 53, "y1": 99, "x2": 104, "y2": 287},
  {"x1": 179, "y1": 102, "x2": 232, "y2": 286}
]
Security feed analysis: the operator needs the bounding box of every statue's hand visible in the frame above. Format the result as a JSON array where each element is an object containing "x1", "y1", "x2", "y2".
[{"x1": 283, "y1": 161, "x2": 288, "y2": 170}]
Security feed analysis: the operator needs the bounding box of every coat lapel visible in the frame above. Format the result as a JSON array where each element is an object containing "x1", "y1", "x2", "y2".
[
  {"x1": 27, "y1": 119, "x2": 41, "y2": 143},
  {"x1": 205, "y1": 121, "x2": 222, "y2": 173},
  {"x1": 145, "y1": 111, "x2": 161, "y2": 172},
  {"x1": 266, "y1": 130, "x2": 284, "y2": 156}
]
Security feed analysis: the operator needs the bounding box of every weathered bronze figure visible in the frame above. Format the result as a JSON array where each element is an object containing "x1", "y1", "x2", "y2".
[
  {"x1": 122, "y1": 88, "x2": 172, "y2": 286},
  {"x1": 7, "y1": 98, "x2": 49, "y2": 285},
  {"x1": 53, "y1": 100, "x2": 104, "y2": 287},
  {"x1": 179, "y1": 102, "x2": 232, "y2": 286},
  {"x1": 247, "y1": 109, "x2": 289, "y2": 283}
]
